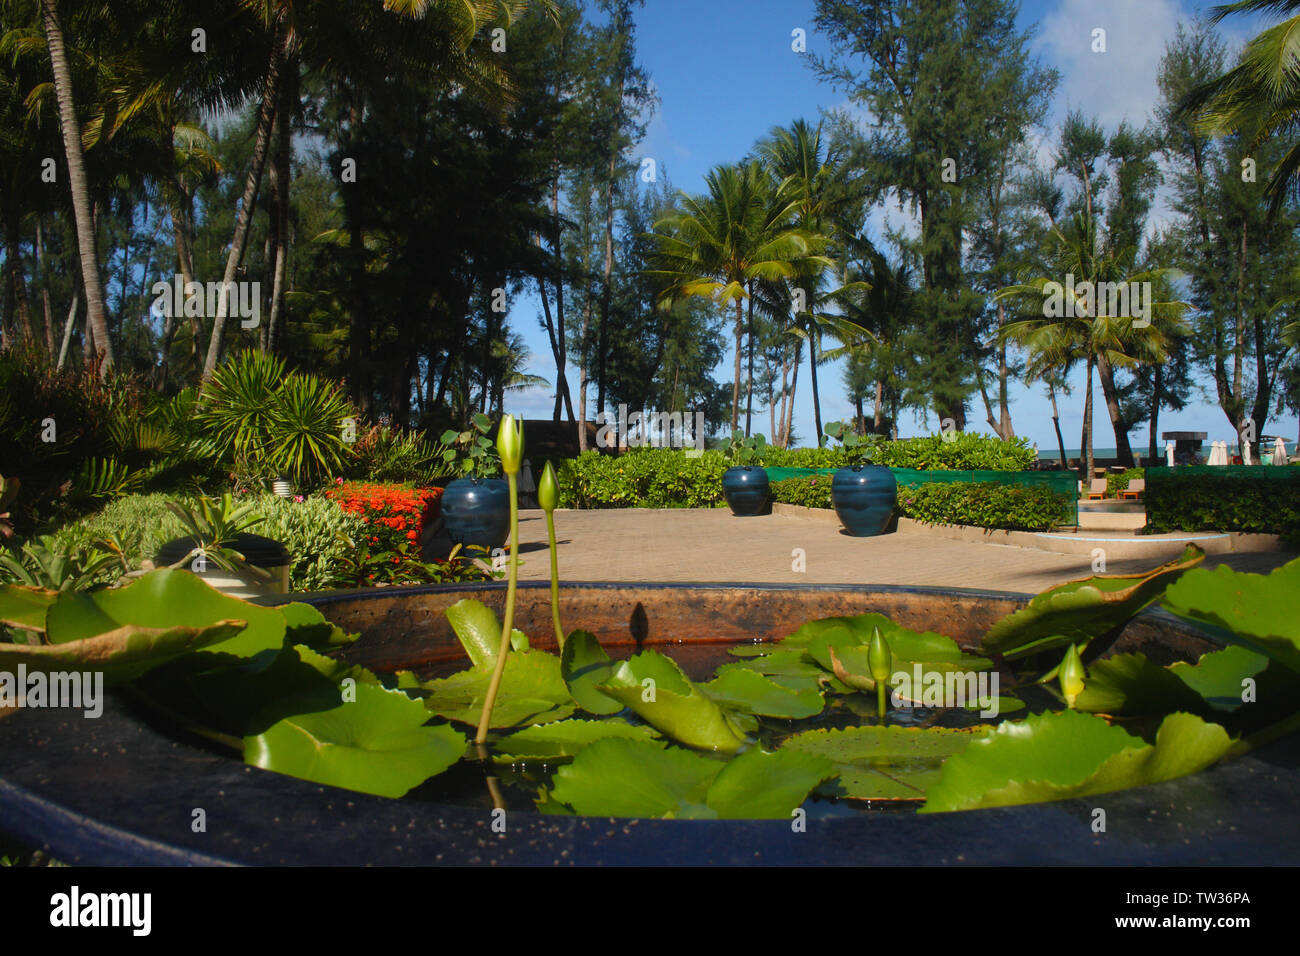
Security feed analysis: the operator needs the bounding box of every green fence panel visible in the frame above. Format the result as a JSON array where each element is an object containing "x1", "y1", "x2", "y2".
[{"x1": 765, "y1": 467, "x2": 1079, "y2": 525}]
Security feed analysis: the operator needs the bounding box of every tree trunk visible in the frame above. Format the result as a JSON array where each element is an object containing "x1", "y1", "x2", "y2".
[
  {"x1": 1094, "y1": 351, "x2": 1135, "y2": 467},
  {"x1": 35, "y1": 217, "x2": 56, "y2": 357},
  {"x1": 1082, "y1": 354, "x2": 1095, "y2": 480},
  {"x1": 730, "y1": 299, "x2": 743, "y2": 431},
  {"x1": 56, "y1": 295, "x2": 77, "y2": 370},
  {"x1": 808, "y1": 329, "x2": 823, "y2": 446},
  {"x1": 3, "y1": 226, "x2": 35, "y2": 348},
  {"x1": 744, "y1": 283, "x2": 754, "y2": 436},
  {"x1": 577, "y1": 296, "x2": 593, "y2": 452},
  {"x1": 1148, "y1": 364, "x2": 1162, "y2": 464},
  {"x1": 202, "y1": 10, "x2": 288, "y2": 380},
  {"x1": 1048, "y1": 382, "x2": 1067, "y2": 468},
  {"x1": 41, "y1": 0, "x2": 113, "y2": 375},
  {"x1": 873, "y1": 379, "x2": 884, "y2": 432}
]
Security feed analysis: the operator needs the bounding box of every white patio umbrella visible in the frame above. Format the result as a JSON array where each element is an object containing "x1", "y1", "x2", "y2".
[
  {"x1": 1274, "y1": 436, "x2": 1289, "y2": 465},
  {"x1": 1166, "y1": 441, "x2": 1175, "y2": 467}
]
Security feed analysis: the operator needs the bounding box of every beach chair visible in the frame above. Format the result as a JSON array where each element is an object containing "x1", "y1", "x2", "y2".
[
  {"x1": 1087, "y1": 478, "x2": 1108, "y2": 500},
  {"x1": 1119, "y1": 477, "x2": 1144, "y2": 500}
]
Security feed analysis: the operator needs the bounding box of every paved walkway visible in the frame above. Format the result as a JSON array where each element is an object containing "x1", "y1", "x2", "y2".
[{"x1": 430, "y1": 508, "x2": 1295, "y2": 594}]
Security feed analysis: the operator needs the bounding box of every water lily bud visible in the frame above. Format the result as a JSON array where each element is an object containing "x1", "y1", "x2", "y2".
[
  {"x1": 497, "y1": 414, "x2": 524, "y2": 475},
  {"x1": 1059, "y1": 643, "x2": 1086, "y2": 708},
  {"x1": 867, "y1": 626, "x2": 892, "y2": 684},
  {"x1": 538, "y1": 461, "x2": 559, "y2": 512}
]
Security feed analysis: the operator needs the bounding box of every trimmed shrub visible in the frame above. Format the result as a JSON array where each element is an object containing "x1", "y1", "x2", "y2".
[
  {"x1": 770, "y1": 476, "x2": 833, "y2": 510},
  {"x1": 868, "y1": 433, "x2": 1036, "y2": 471},
  {"x1": 1106, "y1": 467, "x2": 1144, "y2": 497},
  {"x1": 896, "y1": 482, "x2": 1072, "y2": 531},
  {"x1": 557, "y1": 449, "x2": 728, "y2": 508},
  {"x1": 1145, "y1": 469, "x2": 1300, "y2": 538}
]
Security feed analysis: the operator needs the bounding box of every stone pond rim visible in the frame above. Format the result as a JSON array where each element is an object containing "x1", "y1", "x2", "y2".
[{"x1": 0, "y1": 581, "x2": 1297, "y2": 866}]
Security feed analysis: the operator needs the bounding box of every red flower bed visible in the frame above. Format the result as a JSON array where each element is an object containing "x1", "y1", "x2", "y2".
[{"x1": 325, "y1": 482, "x2": 443, "y2": 554}]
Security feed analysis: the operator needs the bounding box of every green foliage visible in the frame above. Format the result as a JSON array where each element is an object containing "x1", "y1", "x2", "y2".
[
  {"x1": 868, "y1": 433, "x2": 1037, "y2": 470},
  {"x1": 724, "y1": 430, "x2": 768, "y2": 466},
  {"x1": 239, "y1": 496, "x2": 369, "y2": 592},
  {"x1": 1106, "y1": 467, "x2": 1144, "y2": 496},
  {"x1": 821, "y1": 420, "x2": 877, "y2": 464},
  {"x1": 770, "y1": 475, "x2": 833, "y2": 509},
  {"x1": 0, "y1": 535, "x2": 122, "y2": 592},
  {"x1": 439, "y1": 413, "x2": 501, "y2": 480},
  {"x1": 197, "y1": 352, "x2": 356, "y2": 490},
  {"x1": 896, "y1": 481, "x2": 1071, "y2": 531},
  {"x1": 1145, "y1": 469, "x2": 1300, "y2": 537},
  {"x1": 346, "y1": 424, "x2": 449, "y2": 484},
  {"x1": 556, "y1": 449, "x2": 728, "y2": 508},
  {"x1": 764, "y1": 445, "x2": 852, "y2": 468}
]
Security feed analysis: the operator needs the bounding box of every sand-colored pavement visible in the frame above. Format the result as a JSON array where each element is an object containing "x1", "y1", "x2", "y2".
[{"x1": 429, "y1": 508, "x2": 1295, "y2": 594}]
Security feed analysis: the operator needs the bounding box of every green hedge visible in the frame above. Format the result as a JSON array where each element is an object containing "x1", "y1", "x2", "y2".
[
  {"x1": 556, "y1": 449, "x2": 728, "y2": 509},
  {"x1": 896, "y1": 482, "x2": 1073, "y2": 531},
  {"x1": 1145, "y1": 467, "x2": 1300, "y2": 538},
  {"x1": 770, "y1": 475, "x2": 1070, "y2": 531},
  {"x1": 770, "y1": 476, "x2": 834, "y2": 509},
  {"x1": 867, "y1": 433, "x2": 1036, "y2": 471}
]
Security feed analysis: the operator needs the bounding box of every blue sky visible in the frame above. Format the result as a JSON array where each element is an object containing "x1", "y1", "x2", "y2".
[{"x1": 503, "y1": 0, "x2": 1296, "y2": 453}]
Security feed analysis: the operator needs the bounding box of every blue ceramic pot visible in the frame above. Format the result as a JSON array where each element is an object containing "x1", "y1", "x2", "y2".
[
  {"x1": 831, "y1": 465, "x2": 897, "y2": 536},
  {"x1": 722, "y1": 466, "x2": 770, "y2": 516},
  {"x1": 441, "y1": 477, "x2": 510, "y2": 551}
]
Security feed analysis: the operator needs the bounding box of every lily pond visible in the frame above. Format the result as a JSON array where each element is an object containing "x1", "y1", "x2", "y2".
[{"x1": 4, "y1": 543, "x2": 1299, "y2": 819}]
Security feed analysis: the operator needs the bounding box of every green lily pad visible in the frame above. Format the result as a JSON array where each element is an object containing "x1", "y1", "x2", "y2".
[
  {"x1": 595, "y1": 650, "x2": 746, "y2": 753},
  {"x1": 783, "y1": 725, "x2": 987, "y2": 801},
  {"x1": 547, "y1": 738, "x2": 832, "y2": 819},
  {"x1": 724, "y1": 648, "x2": 851, "y2": 694},
  {"x1": 0, "y1": 621, "x2": 246, "y2": 686},
  {"x1": 444, "y1": 598, "x2": 525, "y2": 668},
  {"x1": 560, "y1": 629, "x2": 622, "y2": 715},
  {"x1": 703, "y1": 747, "x2": 836, "y2": 819},
  {"x1": 1075, "y1": 653, "x2": 1211, "y2": 716},
  {"x1": 980, "y1": 546, "x2": 1205, "y2": 659},
  {"x1": 244, "y1": 681, "x2": 466, "y2": 798},
  {"x1": 828, "y1": 645, "x2": 998, "y2": 710},
  {"x1": 921, "y1": 708, "x2": 1234, "y2": 813},
  {"x1": 44, "y1": 569, "x2": 288, "y2": 664},
  {"x1": 493, "y1": 718, "x2": 662, "y2": 762},
  {"x1": 703, "y1": 667, "x2": 825, "y2": 718},
  {"x1": 1169, "y1": 646, "x2": 1272, "y2": 712},
  {"x1": 280, "y1": 601, "x2": 358, "y2": 648},
  {"x1": 1162, "y1": 559, "x2": 1300, "y2": 674},
  {"x1": 420, "y1": 649, "x2": 576, "y2": 729},
  {"x1": 0, "y1": 585, "x2": 56, "y2": 632}
]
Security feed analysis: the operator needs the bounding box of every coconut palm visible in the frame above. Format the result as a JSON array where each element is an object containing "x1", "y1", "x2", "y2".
[
  {"x1": 646, "y1": 161, "x2": 829, "y2": 430},
  {"x1": 1177, "y1": 0, "x2": 1300, "y2": 215}
]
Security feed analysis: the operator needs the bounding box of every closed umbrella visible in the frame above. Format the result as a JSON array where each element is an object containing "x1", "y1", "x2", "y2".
[{"x1": 1274, "y1": 436, "x2": 1289, "y2": 465}]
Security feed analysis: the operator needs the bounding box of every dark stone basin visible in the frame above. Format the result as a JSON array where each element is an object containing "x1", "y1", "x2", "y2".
[{"x1": 1, "y1": 581, "x2": 1297, "y2": 866}]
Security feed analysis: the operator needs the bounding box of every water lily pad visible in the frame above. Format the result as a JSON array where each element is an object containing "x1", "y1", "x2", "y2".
[
  {"x1": 0, "y1": 585, "x2": 56, "y2": 632},
  {"x1": 245, "y1": 681, "x2": 466, "y2": 798},
  {"x1": 1075, "y1": 652, "x2": 1210, "y2": 716},
  {"x1": 783, "y1": 725, "x2": 987, "y2": 801},
  {"x1": 980, "y1": 546, "x2": 1204, "y2": 659},
  {"x1": 703, "y1": 667, "x2": 825, "y2": 718},
  {"x1": 44, "y1": 569, "x2": 288, "y2": 664},
  {"x1": 595, "y1": 650, "x2": 746, "y2": 752},
  {"x1": 493, "y1": 718, "x2": 662, "y2": 761},
  {"x1": 0, "y1": 621, "x2": 245, "y2": 686},
  {"x1": 1169, "y1": 646, "x2": 1272, "y2": 712},
  {"x1": 280, "y1": 602, "x2": 357, "y2": 648},
  {"x1": 420, "y1": 649, "x2": 576, "y2": 728},
  {"x1": 561, "y1": 629, "x2": 621, "y2": 715},
  {"x1": 1162, "y1": 559, "x2": 1300, "y2": 674},
  {"x1": 547, "y1": 737, "x2": 831, "y2": 819},
  {"x1": 921, "y1": 708, "x2": 1234, "y2": 813},
  {"x1": 724, "y1": 648, "x2": 850, "y2": 694},
  {"x1": 444, "y1": 598, "x2": 526, "y2": 668}
]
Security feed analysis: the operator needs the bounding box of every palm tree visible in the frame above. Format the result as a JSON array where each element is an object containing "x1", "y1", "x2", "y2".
[
  {"x1": 1177, "y1": 0, "x2": 1300, "y2": 215},
  {"x1": 646, "y1": 161, "x2": 827, "y2": 431},
  {"x1": 785, "y1": 271, "x2": 873, "y2": 445},
  {"x1": 32, "y1": 0, "x2": 112, "y2": 375}
]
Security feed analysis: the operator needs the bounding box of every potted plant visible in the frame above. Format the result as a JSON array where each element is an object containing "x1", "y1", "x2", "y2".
[
  {"x1": 155, "y1": 493, "x2": 290, "y2": 598},
  {"x1": 721, "y1": 430, "x2": 770, "y2": 516},
  {"x1": 825, "y1": 420, "x2": 896, "y2": 536},
  {"x1": 439, "y1": 413, "x2": 510, "y2": 550}
]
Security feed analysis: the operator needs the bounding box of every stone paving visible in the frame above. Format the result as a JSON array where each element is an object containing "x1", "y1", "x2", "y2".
[{"x1": 432, "y1": 508, "x2": 1296, "y2": 595}]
